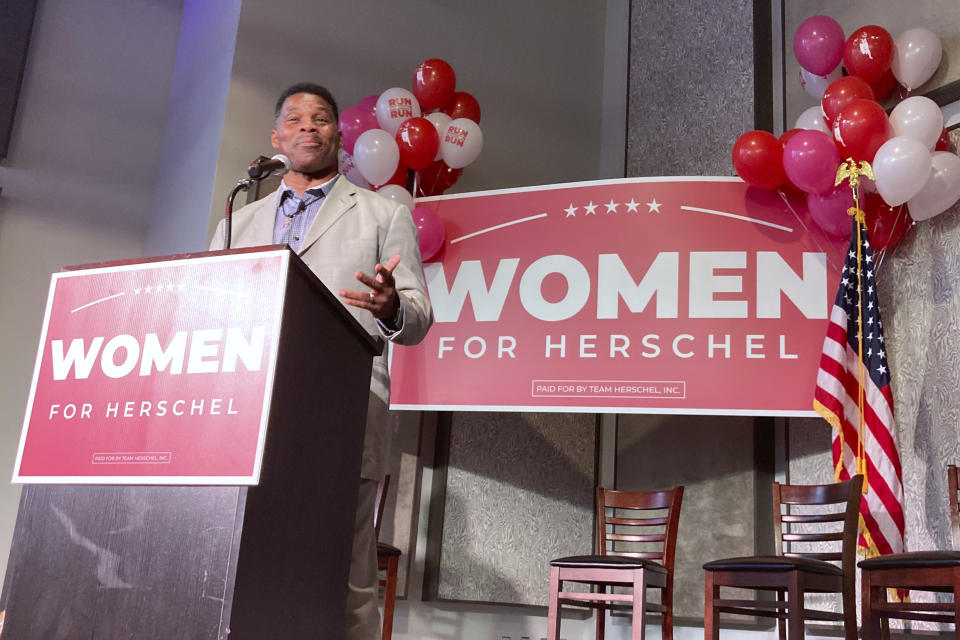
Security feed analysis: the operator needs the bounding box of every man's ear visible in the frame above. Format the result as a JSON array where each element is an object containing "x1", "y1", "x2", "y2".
[{"x1": 270, "y1": 129, "x2": 279, "y2": 150}]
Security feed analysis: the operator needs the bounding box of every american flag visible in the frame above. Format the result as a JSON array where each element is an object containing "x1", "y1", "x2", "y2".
[{"x1": 813, "y1": 217, "x2": 905, "y2": 557}]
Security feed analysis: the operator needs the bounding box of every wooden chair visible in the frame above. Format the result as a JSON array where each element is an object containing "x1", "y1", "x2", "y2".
[
  {"x1": 859, "y1": 464, "x2": 960, "y2": 640},
  {"x1": 375, "y1": 476, "x2": 400, "y2": 640},
  {"x1": 703, "y1": 475, "x2": 863, "y2": 640},
  {"x1": 547, "y1": 485, "x2": 684, "y2": 640}
]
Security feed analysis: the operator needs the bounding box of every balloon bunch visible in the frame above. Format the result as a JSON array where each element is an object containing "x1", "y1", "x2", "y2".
[
  {"x1": 337, "y1": 58, "x2": 482, "y2": 261},
  {"x1": 733, "y1": 16, "x2": 959, "y2": 253}
]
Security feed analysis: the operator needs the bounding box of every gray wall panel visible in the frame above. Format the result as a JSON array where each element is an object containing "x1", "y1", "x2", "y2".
[
  {"x1": 627, "y1": 0, "x2": 754, "y2": 177},
  {"x1": 616, "y1": 414, "x2": 758, "y2": 621},
  {"x1": 435, "y1": 412, "x2": 596, "y2": 606}
]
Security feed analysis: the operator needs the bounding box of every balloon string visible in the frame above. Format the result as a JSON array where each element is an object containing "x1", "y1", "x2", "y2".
[{"x1": 777, "y1": 190, "x2": 842, "y2": 274}]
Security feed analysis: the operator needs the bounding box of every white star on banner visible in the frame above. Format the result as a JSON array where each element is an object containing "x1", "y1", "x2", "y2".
[
  {"x1": 584, "y1": 202, "x2": 598, "y2": 215},
  {"x1": 625, "y1": 199, "x2": 640, "y2": 213},
  {"x1": 564, "y1": 204, "x2": 577, "y2": 217},
  {"x1": 646, "y1": 198, "x2": 662, "y2": 213},
  {"x1": 605, "y1": 199, "x2": 618, "y2": 213}
]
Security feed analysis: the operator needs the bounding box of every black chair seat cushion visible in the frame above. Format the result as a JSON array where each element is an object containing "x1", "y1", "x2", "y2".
[
  {"x1": 378, "y1": 542, "x2": 401, "y2": 557},
  {"x1": 703, "y1": 555, "x2": 842, "y2": 576},
  {"x1": 859, "y1": 550, "x2": 960, "y2": 570},
  {"x1": 550, "y1": 554, "x2": 666, "y2": 573}
]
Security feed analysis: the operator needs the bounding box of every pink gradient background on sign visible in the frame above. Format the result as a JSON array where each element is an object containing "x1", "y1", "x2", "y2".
[
  {"x1": 17, "y1": 254, "x2": 284, "y2": 479},
  {"x1": 390, "y1": 179, "x2": 848, "y2": 414}
]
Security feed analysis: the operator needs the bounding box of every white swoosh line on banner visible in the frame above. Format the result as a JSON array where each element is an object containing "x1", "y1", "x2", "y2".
[
  {"x1": 70, "y1": 292, "x2": 125, "y2": 313},
  {"x1": 450, "y1": 213, "x2": 549, "y2": 244},
  {"x1": 680, "y1": 206, "x2": 794, "y2": 232}
]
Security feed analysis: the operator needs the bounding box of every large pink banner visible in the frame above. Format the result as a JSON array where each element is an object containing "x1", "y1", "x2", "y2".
[
  {"x1": 14, "y1": 249, "x2": 288, "y2": 484},
  {"x1": 390, "y1": 177, "x2": 848, "y2": 415}
]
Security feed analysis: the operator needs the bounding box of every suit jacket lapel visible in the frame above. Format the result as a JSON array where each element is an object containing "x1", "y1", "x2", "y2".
[
  {"x1": 298, "y1": 176, "x2": 357, "y2": 256},
  {"x1": 242, "y1": 188, "x2": 282, "y2": 246}
]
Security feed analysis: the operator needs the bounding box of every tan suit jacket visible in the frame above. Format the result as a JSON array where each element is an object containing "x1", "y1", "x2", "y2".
[{"x1": 210, "y1": 176, "x2": 432, "y2": 479}]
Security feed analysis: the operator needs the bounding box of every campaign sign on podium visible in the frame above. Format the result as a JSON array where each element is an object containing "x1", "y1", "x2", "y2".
[{"x1": 13, "y1": 249, "x2": 290, "y2": 484}]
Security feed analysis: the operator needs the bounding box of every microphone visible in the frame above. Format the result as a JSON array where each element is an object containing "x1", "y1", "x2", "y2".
[{"x1": 247, "y1": 153, "x2": 290, "y2": 180}]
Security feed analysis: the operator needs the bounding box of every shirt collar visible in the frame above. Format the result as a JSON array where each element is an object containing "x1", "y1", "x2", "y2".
[{"x1": 278, "y1": 174, "x2": 339, "y2": 199}]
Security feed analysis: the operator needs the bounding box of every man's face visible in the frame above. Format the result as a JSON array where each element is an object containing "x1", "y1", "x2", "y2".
[{"x1": 271, "y1": 92, "x2": 341, "y2": 176}]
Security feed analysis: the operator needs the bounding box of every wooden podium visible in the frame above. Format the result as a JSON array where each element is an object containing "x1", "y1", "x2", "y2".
[{"x1": 1, "y1": 247, "x2": 381, "y2": 639}]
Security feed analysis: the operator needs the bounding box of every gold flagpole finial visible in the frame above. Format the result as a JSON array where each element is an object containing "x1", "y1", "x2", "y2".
[{"x1": 835, "y1": 159, "x2": 873, "y2": 224}]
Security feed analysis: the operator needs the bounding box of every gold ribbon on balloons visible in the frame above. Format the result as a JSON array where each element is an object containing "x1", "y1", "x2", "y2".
[{"x1": 834, "y1": 158, "x2": 874, "y2": 493}]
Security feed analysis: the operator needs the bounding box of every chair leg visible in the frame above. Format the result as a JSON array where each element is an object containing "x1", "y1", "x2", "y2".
[
  {"x1": 596, "y1": 584, "x2": 606, "y2": 640},
  {"x1": 777, "y1": 590, "x2": 787, "y2": 640},
  {"x1": 786, "y1": 572, "x2": 804, "y2": 640},
  {"x1": 547, "y1": 567, "x2": 561, "y2": 640},
  {"x1": 632, "y1": 568, "x2": 647, "y2": 640},
  {"x1": 953, "y1": 568, "x2": 960, "y2": 640},
  {"x1": 861, "y1": 570, "x2": 881, "y2": 640},
  {"x1": 381, "y1": 555, "x2": 399, "y2": 640},
  {"x1": 662, "y1": 583, "x2": 674, "y2": 640},
  {"x1": 704, "y1": 572, "x2": 720, "y2": 640},
  {"x1": 841, "y1": 574, "x2": 857, "y2": 640}
]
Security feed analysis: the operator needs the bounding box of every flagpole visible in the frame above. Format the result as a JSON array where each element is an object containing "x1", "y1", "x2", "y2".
[{"x1": 835, "y1": 158, "x2": 874, "y2": 493}]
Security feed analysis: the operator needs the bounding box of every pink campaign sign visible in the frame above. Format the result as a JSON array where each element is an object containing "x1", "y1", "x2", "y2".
[
  {"x1": 13, "y1": 250, "x2": 288, "y2": 484},
  {"x1": 389, "y1": 178, "x2": 849, "y2": 415}
]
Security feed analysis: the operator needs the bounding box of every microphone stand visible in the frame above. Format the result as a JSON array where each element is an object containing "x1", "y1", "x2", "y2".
[{"x1": 223, "y1": 177, "x2": 253, "y2": 250}]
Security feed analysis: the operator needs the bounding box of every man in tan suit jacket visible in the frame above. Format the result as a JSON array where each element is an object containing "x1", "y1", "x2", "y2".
[{"x1": 210, "y1": 83, "x2": 432, "y2": 640}]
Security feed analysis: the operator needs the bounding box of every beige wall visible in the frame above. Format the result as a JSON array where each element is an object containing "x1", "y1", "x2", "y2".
[
  {"x1": 207, "y1": 0, "x2": 611, "y2": 241},
  {"x1": 0, "y1": 0, "x2": 185, "y2": 583}
]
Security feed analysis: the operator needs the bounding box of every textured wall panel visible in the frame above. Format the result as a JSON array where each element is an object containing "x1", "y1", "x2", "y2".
[
  {"x1": 627, "y1": 0, "x2": 754, "y2": 177},
  {"x1": 435, "y1": 412, "x2": 596, "y2": 605},
  {"x1": 616, "y1": 414, "x2": 758, "y2": 621}
]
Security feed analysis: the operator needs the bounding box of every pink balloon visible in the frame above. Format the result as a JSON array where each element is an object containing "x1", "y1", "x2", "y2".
[
  {"x1": 412, "y1": 206, "x2": 445, "y2": 261},
  {"x1": 783, "y1": 130, "x2": 842, "y2": 195},
  {"x1": 356, "y1": 94, "x2": 378, "y2": 116},
  {"x1": 794, "y1": 15, "x2": 845, "y2": 75},
  {"x1": 806, "y1": 184, "x2": 853, "y2": 237},
  {"x1": 339, "y1": 104, "x2": 379, "y2": 156}
]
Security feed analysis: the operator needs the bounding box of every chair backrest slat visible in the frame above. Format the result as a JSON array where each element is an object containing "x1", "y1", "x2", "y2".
[
  {"x1": 597, "y1": 486, "x2": 683, "y2": 576},
  {"x1": 772, "y1": 475, "x2": 862, "y2": 577}
]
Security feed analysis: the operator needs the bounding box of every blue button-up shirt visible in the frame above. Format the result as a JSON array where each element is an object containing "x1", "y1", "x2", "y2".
[{"x1": 272, "y1": 176, "x2": 338, "y2": 252}]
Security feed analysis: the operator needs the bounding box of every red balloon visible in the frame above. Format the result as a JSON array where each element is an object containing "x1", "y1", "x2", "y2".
[
  {"x1": 869, "y1": 69, "x2": 899, "y2": 101},
  {"x1": 863, "y1": 191, "x2": 912, "y2": 251},
  {"x1": 821, "y1": 76, "x2": 874, "y2": 125},
  {"x1": 732, "y1": 130, "x2": 785, "y2": 190},
  {"x1": 843, "y1": 26, "x2": 894, "y2": 84},
  {"x1": 416, "y1": 160, "x2": 462, "y2": 197},
  {"x1": 935, "y1": 127, "x2": 953, "y2": 152},
  {"x1": 832, "y1": 98, "x2": 889, "y2": 162},
  {"x1": 384, "y1": 161, "x2": 410, "y2": 188},
  {"x1": 395, "y1": 117, "x2": 440, "y2": 171},
  {"x1": 412, "y1": 59, "x2": 456, "y2": 111},
  {"x1": 442, "y1": 91, "x2": 481, "y2": 123}
]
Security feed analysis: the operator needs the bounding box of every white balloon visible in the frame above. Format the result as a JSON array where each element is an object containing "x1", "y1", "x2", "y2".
[
  {"x1": 907, "y1": 151, "x2": 960, "y2": 221},
  {"x1": 375, "y1": 87, "x2": 421, "y2": 136},
  {"x1": 353, "y1": 128, "x2": 400, "y2": 187},
  {"x1": 338, "y1": 149, "x2": 370, "y2": 189},
  {"x1": 873, "y1": 136, "x2": 932, "y2": 206},
  {"x1": 891, "y1": 27, "x2": 942, "y2": 91},
  {"x1": 440, "y1": 118, "x2": 483, "y2": 169},
  {"x1": 377, "y1": 184, "x2": 415, "y2": 211},
  {"x1": 425, "y1": 112, "x2": 452, "y2": 160},
  {"x1": 800, "y1": 67, "x2": 842, "y2": 100},
  {"x1": 795, "y1": 105, "x2": 831, "y2": 135},
  {"x1": 889, "y1": 96, "x2": 943, "y2": 149}
]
